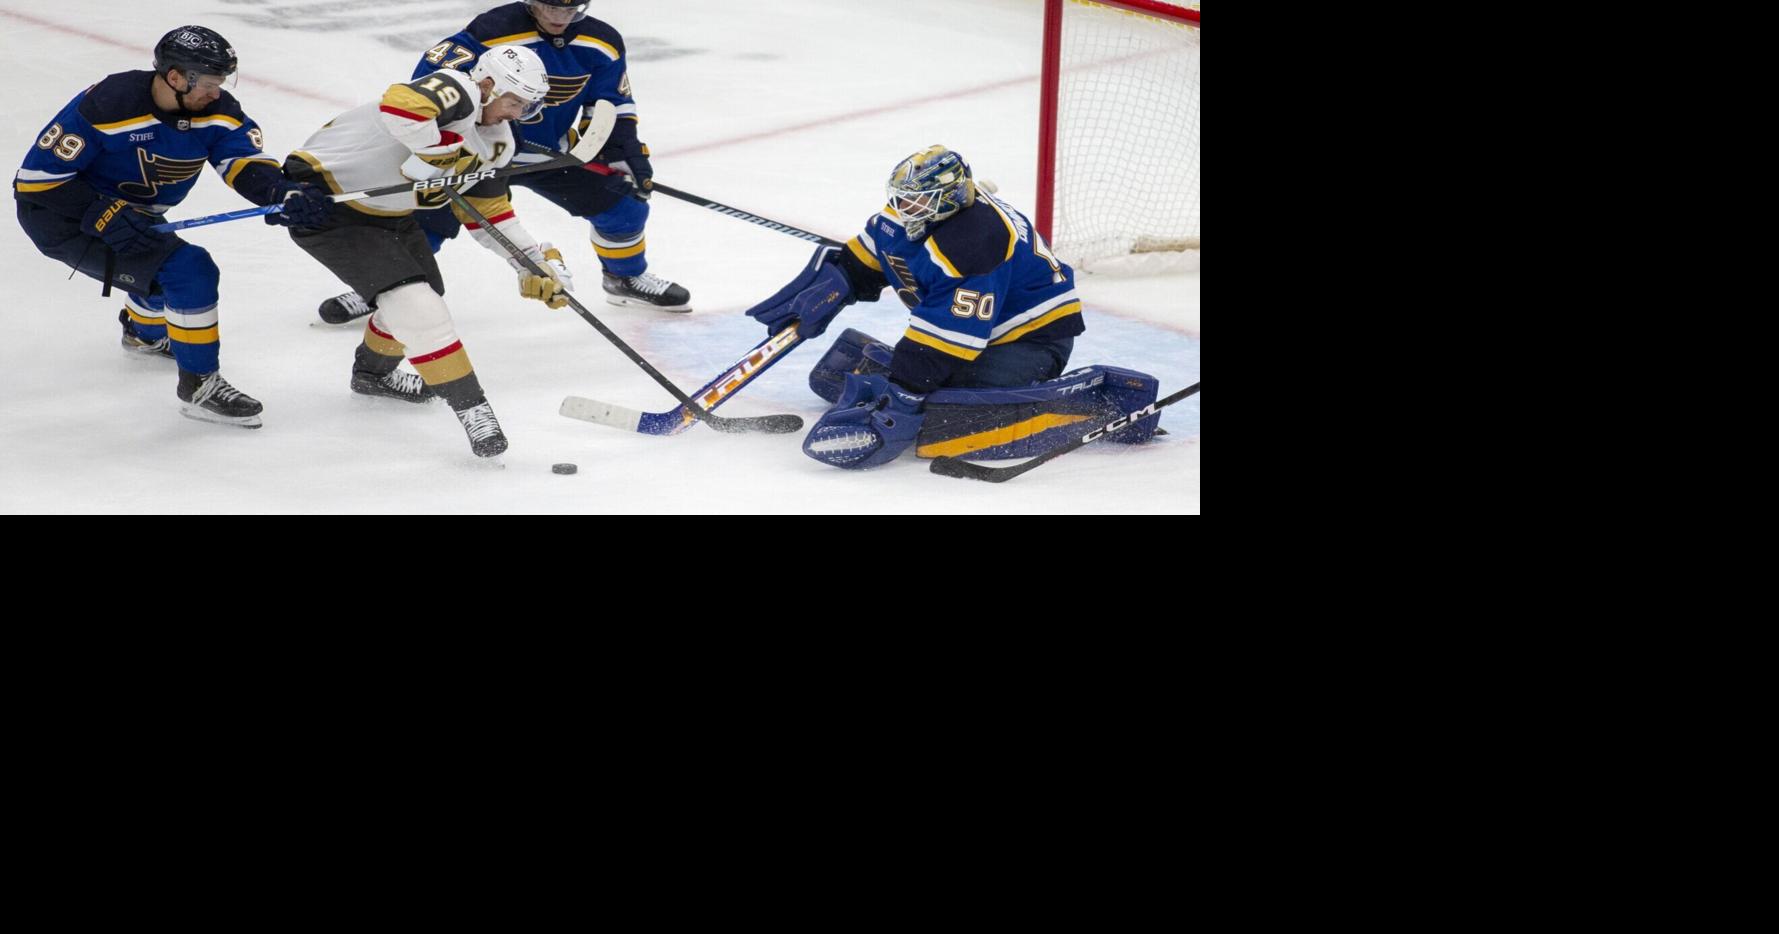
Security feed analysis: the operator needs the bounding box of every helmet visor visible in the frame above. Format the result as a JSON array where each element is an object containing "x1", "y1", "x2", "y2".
[
  {"x1": 528, "y1": 1, "x2": 590, "y2": 24},
  {"x1": 175, "y1": 68, "x2": 237, "y2": 92},
  {"x1": 497, "y1": 91, "x2": 549, "y2": 122}
]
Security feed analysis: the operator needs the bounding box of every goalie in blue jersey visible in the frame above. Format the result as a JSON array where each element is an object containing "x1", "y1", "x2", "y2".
[
  {"x1": 745, "y1": 146, "x2": 1162, "y2": 470},
  {"x1": 12, "y1": 25, "x2": 331, "y2": 429}
]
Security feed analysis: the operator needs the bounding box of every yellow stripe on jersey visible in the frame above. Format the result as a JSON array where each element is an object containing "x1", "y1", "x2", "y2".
[
  {"x1": 904, "y1": 327, "x2": 982, "y2": 361},
  {"x1": 224, "y1": 157, "x2": 280, "y2": 188},
  {"x1": 187, "y1": 115, "x2": 243, "y2": 131},
  {"x1": 382, "y1": 83, "x2": 443, "y2": 120},
  {"x1": 93, "y1": 114, "x2": 156, "y2": 132},
  {"x1": 847, "y1": 236, "x2": 881, "y2": 272},
  {"x1": 289, "y1": 151, "x2": 346, "y2": 195},
  {"x1": 292, "y1": 150, "x2": 409, "y2": 217},
  {"x1": 989, "y1": 301, "x2": 1082, "y2": 346},
  {"x1": 483, "y1": 31, "x2": 541, "y2": 46},
  {"x1": 571, "y1": 35, "x2": 620, "y2": 60},
  {"x1": 916, "y1": 413, "x2": 1094, "y2": 459},
  {"x1": 925, "y1": 237, "x2": 963, "y2": 279},
  {"x1": 15, "y1": 179, "x2": 69, "y2": 193}
]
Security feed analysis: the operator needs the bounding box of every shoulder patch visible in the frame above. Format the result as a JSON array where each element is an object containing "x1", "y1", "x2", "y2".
[
  {"x1": 463, "y1": 5, "x2": 539, "y2": 43},
  {"x1": 573, "y1": 17, "x2": 627, "y2": 58},
  {"x1": 76, "y1": 71, "x2": 156, "y2": 126},
  {"x1": 927, "y1": 201, "x2": 1016, "y2": 278}
]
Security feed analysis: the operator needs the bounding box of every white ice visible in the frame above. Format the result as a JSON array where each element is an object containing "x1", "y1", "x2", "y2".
[{"x1": 0, "y1": 0, "x2": 1199, "y2": 514}]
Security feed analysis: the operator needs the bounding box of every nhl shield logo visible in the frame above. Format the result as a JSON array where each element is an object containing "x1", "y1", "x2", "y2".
[{"x1": 177, "y1": 119, "x2": 191, "y2": 131}]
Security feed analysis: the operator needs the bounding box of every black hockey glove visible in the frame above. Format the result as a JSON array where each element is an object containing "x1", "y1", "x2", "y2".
[
  {"x1": 81, "y1": 198, "x2": 167, "y2": 255},
  {"x1": 609, "y1": 150, "x2": 654, "y2": 200},
  {"x1": 264, "y1": 179, "x2": 333, "y2": 228}
]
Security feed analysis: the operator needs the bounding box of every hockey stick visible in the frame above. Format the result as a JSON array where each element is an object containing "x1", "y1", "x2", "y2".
[
  {"x1": 929, "y1": 382, "x2": 1201, "y2": 482},
  {"x1": 516, "y1": 141, "x2": 843, "y2": 248},
  {"x1": 443, "y1": 187, "x2": 802, "y2": 435},
  {"x1": 152, "y1": 102, "x2": 619, "y2": 233},
  {"x1": 561, "y1": 323, "x2": 806, "y2": 435}
]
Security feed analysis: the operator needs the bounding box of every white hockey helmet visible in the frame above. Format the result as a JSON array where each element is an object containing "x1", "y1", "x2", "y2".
[{"x1": 470, "y1": 45, "x2": 551, "y2": 120}]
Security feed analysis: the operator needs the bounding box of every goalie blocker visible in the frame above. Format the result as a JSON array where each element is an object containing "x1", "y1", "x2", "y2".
[{"x1": 810, "y1": 328, "x2": 1161, "y2": 461}]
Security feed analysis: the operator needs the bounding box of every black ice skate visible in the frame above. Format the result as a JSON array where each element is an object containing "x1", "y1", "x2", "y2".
[
  {"x1": 119, "y1": 309, "x2": 172, "y2": 359},
  {"x1": 351, "y1": 369, "x2": 434, "y2": 404},
  {"x1": 177, "y1": 371, "x2": 263, "y2": 429},
  {"x1": 318, "y1": 290, "x2": 374, "y2": 325},
  {"x1": 454, "y1": 402, "x2": 508, "y2": 457},
  {"x1": 602, "y1": 271, "x2": 691, "y2": 313}
]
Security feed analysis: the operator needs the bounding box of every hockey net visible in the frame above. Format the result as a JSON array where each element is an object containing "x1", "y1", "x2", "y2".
[{"x1": 1038, "y1": 0, "x2": 1201, "y2": 271}]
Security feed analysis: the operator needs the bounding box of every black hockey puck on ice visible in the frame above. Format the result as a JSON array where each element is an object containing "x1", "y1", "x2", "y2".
[{"x1": 552, "y1": 463, "x2": 578, "y2": 475}]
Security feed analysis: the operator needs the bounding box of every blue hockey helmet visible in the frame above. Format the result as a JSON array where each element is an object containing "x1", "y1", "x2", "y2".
[
  {"x1": 153, "y1": 25, "x2": 238, "y2": 90},
  {"x1": 887, "y1": 146, "x2": 976, "y2": 238},
  {"x1": 527, "y1": 0, "x2": 590, "y2": 23}
]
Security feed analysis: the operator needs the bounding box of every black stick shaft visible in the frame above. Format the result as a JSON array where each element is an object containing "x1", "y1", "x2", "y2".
[{"x1": 442, "y1": 188, "x2": 728, "y2": 426}]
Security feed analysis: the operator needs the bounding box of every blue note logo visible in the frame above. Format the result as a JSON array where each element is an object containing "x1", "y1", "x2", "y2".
[{"x1": 117, "y1": 149, "x2": 207, "y2": 199}]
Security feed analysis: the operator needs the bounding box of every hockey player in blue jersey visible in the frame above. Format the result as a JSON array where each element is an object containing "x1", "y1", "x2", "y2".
[
  {"x1": 313, "y1": 0, "x2": 691, "y2": 326},
  {"x1": 745, "y1": 146, "x2": 1150, "y2": 470},
  {"x1": 12, "y1": 26, "x2": 332, "y2": 428}
]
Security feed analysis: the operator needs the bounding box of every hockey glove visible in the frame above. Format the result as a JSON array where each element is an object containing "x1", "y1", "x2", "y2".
[
  {"x1": 518, "y1": 243, "x2": 575, "y2": 309},
  {"x1": 745, "y1": 246, "x2": 854, "y2": 339},
  {"x1": 264, "y1": 179, "x2": 333, "y2": 227},
  {"x1": 82, "y1": 198, "x2": 167, "y2": 256},
  {"x1": 803, "y1": 373, "x2": 926, "y2": 469},
  {"x1": 401, "y1": 132, "x2": 474, "y2": 181},
  {"x1": 609, "y1": 150, "x2": 653, "y2": 200}
]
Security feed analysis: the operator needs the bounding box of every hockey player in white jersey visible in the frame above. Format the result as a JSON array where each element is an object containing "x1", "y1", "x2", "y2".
[{"x1": 279, "y1": 46, "x2": 570, "y2": 457}]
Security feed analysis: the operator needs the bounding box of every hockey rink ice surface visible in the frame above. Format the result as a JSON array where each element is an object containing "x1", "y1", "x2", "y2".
[{"x1": 0, "y1": 0, "x2": 1200, "y2": 514}]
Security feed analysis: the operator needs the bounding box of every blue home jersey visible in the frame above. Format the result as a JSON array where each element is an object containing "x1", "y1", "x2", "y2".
[
  {"x1": 15, "y1": 70, "x2": 281, "y2": 211},
  {"x1": 844, "y1": 193, "x2": 1085, "y2": 392},
  {"x1": 413, "y1": 3, "x2": 638, "y2": 161}
]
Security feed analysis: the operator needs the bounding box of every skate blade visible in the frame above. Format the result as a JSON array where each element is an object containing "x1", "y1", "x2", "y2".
[
  {"x1": 180, "y1": 406, "x2": 263, "y2": 429},
  {"x1": 603, "y1": 295, "x2": 693, "y2": 314},
  {"x1": 351, "y1": 388, "x2": 436, "y2": 405}
]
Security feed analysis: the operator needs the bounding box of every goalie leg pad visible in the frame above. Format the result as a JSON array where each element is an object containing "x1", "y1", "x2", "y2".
[
  {"x1": 808, "y1": 328, "x2": 894, "y2": 403},
  {"x1": 1096, "y1": 366, "x2": 1163, "y2": 444},
  {"x1": 914, "y1": 365, "x2": 1162, "y2": 460}
]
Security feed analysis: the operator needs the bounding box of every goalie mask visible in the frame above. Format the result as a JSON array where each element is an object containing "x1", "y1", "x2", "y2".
[{"x1": 887, "y1": 145, "x2": 976, "y2": 240}]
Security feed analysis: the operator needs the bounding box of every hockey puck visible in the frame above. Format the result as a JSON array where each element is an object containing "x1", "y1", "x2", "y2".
[{"x1": 552, "y1": 463, "x2": 578, "y2": 475}]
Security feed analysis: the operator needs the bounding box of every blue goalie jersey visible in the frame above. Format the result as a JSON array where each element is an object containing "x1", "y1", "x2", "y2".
[
  {"x1": 844, "y1": 193, "x2": 1085, "y2": 393},
  {"x1": 413, "y1": 2, "x2": 639, "y2": 161},
  {"x1": 14, "y1": 70, "x2": 281, "y2": 212}
]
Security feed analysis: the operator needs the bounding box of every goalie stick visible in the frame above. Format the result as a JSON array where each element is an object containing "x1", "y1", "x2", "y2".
[
  {"x1": 561, "y1": 324, "x2": 806, "y2": 435},
  {"x1": 929, "y1": 382, "x2": 1201, "y2": 482}
]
